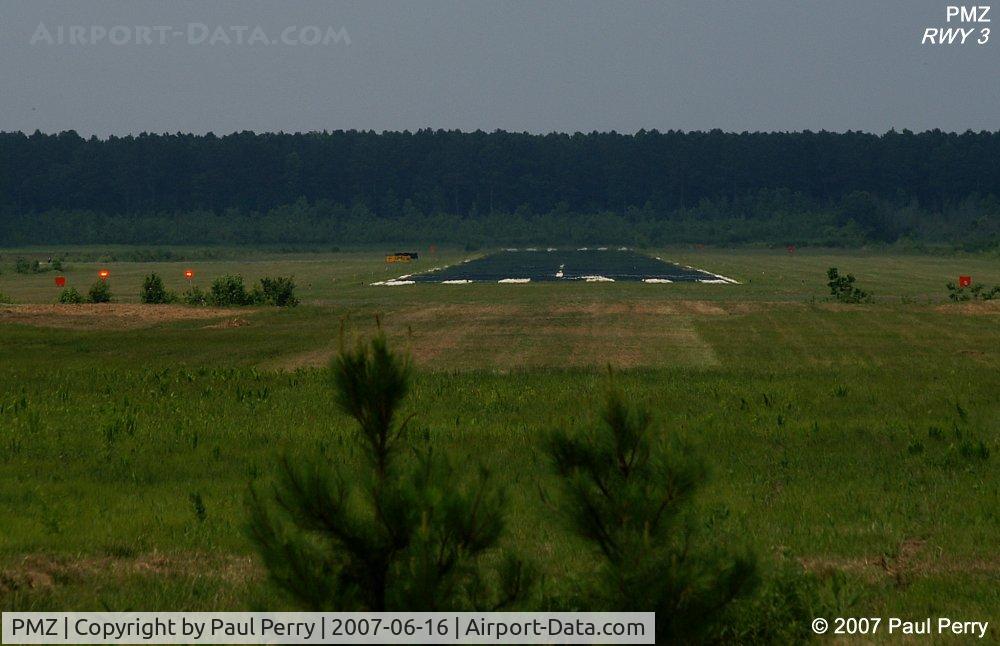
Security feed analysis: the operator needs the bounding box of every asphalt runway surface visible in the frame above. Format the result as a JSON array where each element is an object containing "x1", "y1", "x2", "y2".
[{"x1": 398, "y1": 249, "x2": 736, "y2": 283}]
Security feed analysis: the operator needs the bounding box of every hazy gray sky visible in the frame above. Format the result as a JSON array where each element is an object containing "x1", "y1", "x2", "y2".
[{"x1": 1, "y1": 1, "x2": 996, "y2": 136}]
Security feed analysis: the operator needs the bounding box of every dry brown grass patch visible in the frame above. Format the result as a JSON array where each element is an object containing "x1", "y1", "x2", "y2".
[
  {"x1": 933, "y1": 301, "x2": 1000, "y2": 316},
  {"x1": 0, "y1": 304, "x2": 254, "y2": 330},
  {"x1": 798, "y1": 538, "x2": 1000, "y2": 585},
  {"x1": 203, "y1": 316, "x2": 252, "y2": 329},
  {"x1": 268, "y1": 301, "x2": 722, "y2": 371},
  {"x1": 0, "y1": 552, "x2": 260, "y2": 593}
]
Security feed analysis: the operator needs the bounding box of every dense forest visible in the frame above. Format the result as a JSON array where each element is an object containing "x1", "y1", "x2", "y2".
[{"x1": 1, "y1": 129, "x2": 998, "y2": 248}]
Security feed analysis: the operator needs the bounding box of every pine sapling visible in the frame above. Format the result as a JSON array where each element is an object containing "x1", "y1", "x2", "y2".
[{"x1": 248, "y1": 330, "x2": 532, "y2": 611}]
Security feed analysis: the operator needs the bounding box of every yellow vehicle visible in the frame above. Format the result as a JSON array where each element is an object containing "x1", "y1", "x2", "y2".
[{"x1": 385, "y1": 252, "x2": 419, "y2": 263}]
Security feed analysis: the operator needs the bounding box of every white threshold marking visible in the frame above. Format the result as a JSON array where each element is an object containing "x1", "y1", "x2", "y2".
[
  {"x1": 498, "y1": 278, "x2": 531, "y2": 283},
  {"x1": 371, "y1": 272, "x2": 413, "y2": 286},
  {"x1": 643, "y1": 278, "x2": 673, "y2": 283},
  {"x1": 372, "y1": 256, "x2": 476, "y2": 286},
  {"x1": 686, "y1": 266, "x2": 740, "y2": 284},
  {"x1": 371, "y1": 279, "x2": 416, "y2": 286},
  {"x1": 441, "y1": 279, "x2": 473, "y2": 284},
  {"x1": 664, "y1": 258, "x2": 741, "y2": 284},
  {"x1": 579, "y1": 275, "x2": 614, "y2": 282}
]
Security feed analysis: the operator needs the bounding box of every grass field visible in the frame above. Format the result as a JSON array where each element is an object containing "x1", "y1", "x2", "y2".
[{"x1": 0, "y1": 246, "x2": 998, "y2": 632}]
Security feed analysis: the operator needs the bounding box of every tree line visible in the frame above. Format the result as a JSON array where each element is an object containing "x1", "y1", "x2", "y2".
[{"x1": 1, "y1": 129, "x2": 998, "y2": 247}]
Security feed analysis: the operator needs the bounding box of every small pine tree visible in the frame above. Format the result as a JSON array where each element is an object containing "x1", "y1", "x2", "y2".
[
  {"x1": 87, "y1": 281, "x2": 112, "y2": 303},
  {"x1": 827, "y1": 267, "x2": 872, "y2": 303},
  {"x1": 248, "y1": 330, "x2": 531, "y2": 611},
  {"x1": 546, "y1": 382, "x2": 757, "y2": 643},
  {"x1": 140, "y1": 272, "x2": 172, "y2": 304}
]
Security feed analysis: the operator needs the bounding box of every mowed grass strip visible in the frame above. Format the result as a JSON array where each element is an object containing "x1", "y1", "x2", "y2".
[{"x1": 362, "y1": 302, "x2": 720, "y2": 370}]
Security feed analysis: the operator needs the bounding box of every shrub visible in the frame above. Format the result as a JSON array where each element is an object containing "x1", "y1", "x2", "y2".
[
  {"x1": 205, "y1": 274, "x2": 298, "y2": 307},
  {"x1": 181, "y1": 286, "x2": 207, "y2": 306},
  {"x1": 248, "y1": 331, "x2": 532, "y2": 610},
  {"x1": 947, "y1": 281, "x2": 1000, "y2": 301},
  {"x1": 0, "y1": 291, "x2": 13, "y2": 304},
  {"x1": 209, "y1": 274, "x2": 254, "y2": 306},
  {"x1": 189, "y1": 492, "x2": 207, "y2": 523},
  {"x1": 14, "y1": 257, "x2": 40, "y2": 274},
  {"x1": 827, "y1": 267, "x2": 872, "y2": 303},
  {"x1": 258, "y1": 276, "x2": 299, "y2": 307},
  {"x1": 87, "y1": 281, "x2": 112, "y2": 303},
  {"x1": 58, "y1": 287, "x2": 84, "y2": 304},
  {"x1": 946, "y1": 282, "x2": 970, "y2": 302},
  {"x1": 140, "y1": 272, "x2": 173, "y2": 304},
  {"x1": 546, "y1": 382, "x2": 757, "y2": 642},
  {"x1": 722, "y1": 567, "x2": 860, "y2": 643}
]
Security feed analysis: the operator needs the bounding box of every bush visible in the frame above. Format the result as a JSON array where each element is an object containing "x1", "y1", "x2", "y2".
[
  {"x1": 205, "y1": 274, "x2": 298, "y2": 307},
  {"x1": 545, "y1": 382, "x2": 757, "y2": 642},
  {"x1": 0, "y1": 291, "x2": 13, "y2": 304},
  {"x1": 181, "y1": 286, "x2": 207, "y2": 306},
  {"x1": 140, "y1": 272, "x2": 174, "y2": 304},
  {"x1": 58, "y1": 287, "x2": 84, "y2": 304},
  {"x1": 721, "y1": 566, "x2": 859, "y2": 643},
  {"x1": 258, "y1": 276, "x2": 299, "y2": 307},
  {"x1": 248, "y1": 331, "x2": 532, "y2": 610},
  {"x1": 87, "y1": 281, "x2": 112, "y2": 303},
  {"x1": 946, "y1": 282, "x2": 969, "y2": 302},
  {"x1": 947, "y1": 281, "x2": 1000, "y2": 301},
  {"x1": 209, "y1": 274, "x2": 254, "y2": 306},
  {"x1": 827, "y1": 267, "x2": 872, "y2": 303},
  {"x1": 14, "y1": 257, "x2": 40, "y2": 274}
]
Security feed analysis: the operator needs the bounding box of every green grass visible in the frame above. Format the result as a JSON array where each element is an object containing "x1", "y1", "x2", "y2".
[{"x1": 0, "y1": 246, "x2": 998, "y2": 630}]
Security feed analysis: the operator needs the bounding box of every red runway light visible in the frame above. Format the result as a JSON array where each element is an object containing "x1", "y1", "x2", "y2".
[
  {"x1": 98, "y1": 269, "x2": 110, "y2": 280},
  {"x1": 959, "y1": 275, "x2": 972, "y2": 287},
  {"x1": 184, "y1": 269, "x2": 194, "y2": 279},
  {"x1": 55, "y1": 276, "x2": 66, "y2": 287}
]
